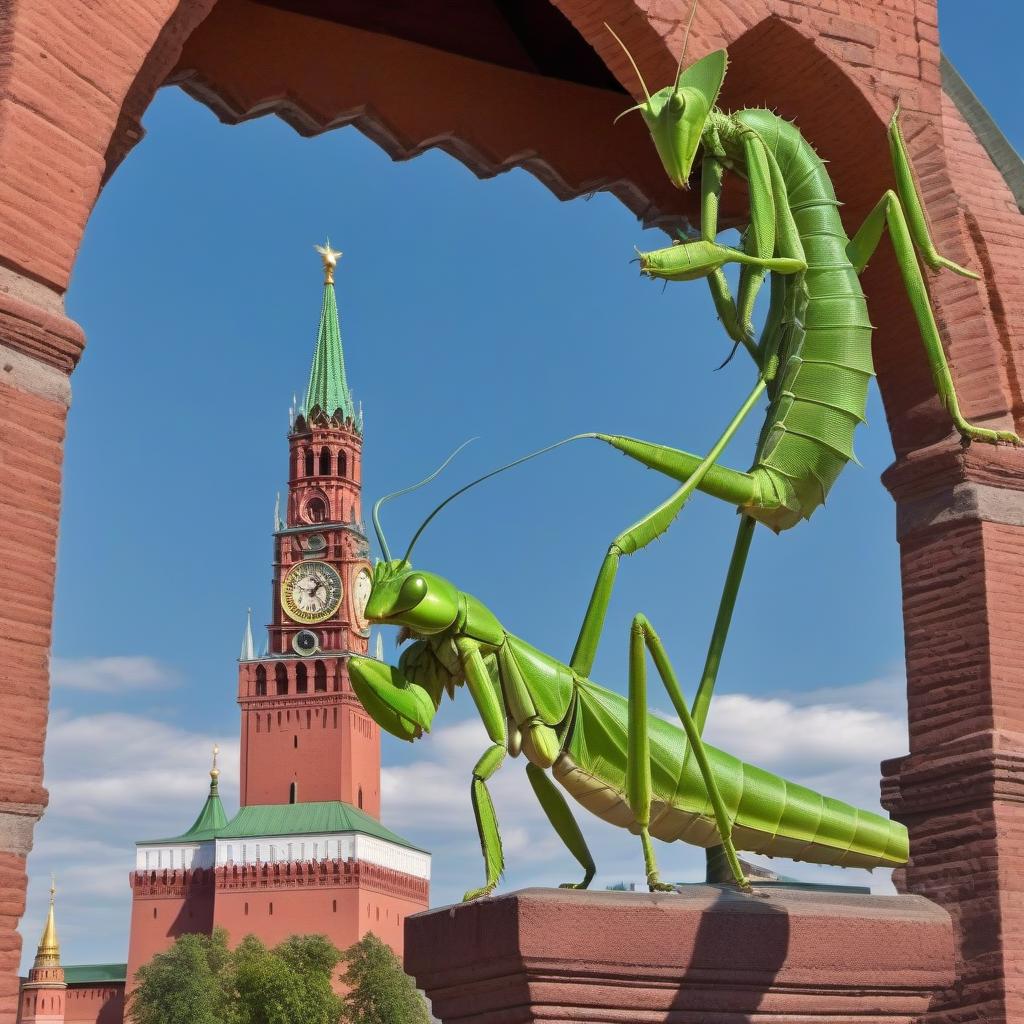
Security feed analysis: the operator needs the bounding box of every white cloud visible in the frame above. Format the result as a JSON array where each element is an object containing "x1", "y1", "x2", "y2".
[
  {"x1": 22, "y1": 711, "x2": 238, "y2": 971},
  {"x1": 50, "y1": 656, "x2": 180, "y2": 692}
]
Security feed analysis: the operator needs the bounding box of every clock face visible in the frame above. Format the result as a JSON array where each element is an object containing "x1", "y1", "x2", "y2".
[
  {"x1": 352, "y1": 566, "x2": 373, "y2": 632},
  {"x1": 281, "y1": 561, "x2": 343, "y2": 624}
]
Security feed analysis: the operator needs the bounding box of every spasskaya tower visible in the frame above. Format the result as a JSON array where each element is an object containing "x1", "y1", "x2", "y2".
[{"x1": 238, "y1": 242, "x2": 378, "y2": 814}]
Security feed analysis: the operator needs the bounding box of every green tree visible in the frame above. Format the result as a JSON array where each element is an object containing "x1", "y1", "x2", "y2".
[
  {"x1": 340, "y1": 932, "x2": 430, "y2": 1024},
  {"x1": 234, "y1": 934, "x2": 343, "y2": 1024},
  {"x1": 127, "y1": 928, "x2": 236, "y2": 1024},
  {"x1": 128, "y1": 929, "x2": 343, "y2": 1024}
]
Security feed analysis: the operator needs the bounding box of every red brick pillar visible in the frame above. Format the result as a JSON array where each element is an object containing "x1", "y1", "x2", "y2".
[
  {"x1": 882, "y1": 443, "x2": 1024, "y2": 1024},
  {"x1": 0, "y1": 280, "x2": 82, "y2": 1019}
]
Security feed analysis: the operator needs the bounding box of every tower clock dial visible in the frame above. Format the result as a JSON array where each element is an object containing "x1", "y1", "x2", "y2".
[
  {"x1": 352, "y1": 565, "x2": 373, "y2": 633},
  {"x1": 281, "y1": 560, "x2": 343, "y2": 624}
]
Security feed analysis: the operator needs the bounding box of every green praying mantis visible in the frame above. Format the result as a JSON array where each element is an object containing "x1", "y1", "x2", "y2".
[
  {"x1": 348, "y1": 462, "x2": 907, "y2": 899},
  {"x1": 348, "y1": 22, "x2": 1020, "y2": 897}
]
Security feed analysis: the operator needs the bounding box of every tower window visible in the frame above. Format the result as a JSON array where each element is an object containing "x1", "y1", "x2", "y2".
[
  {"x1": 244, "y1": 902, "x2": 249, "y2": 916},
  {"x1": 332, "y1": 899, "x2": 337, "y2": 912},
  {"x1": 358, "y1": 787, "x2": 363, "y2": 810},
  {"x1": 319, "y1": 447, "x2": 331, "y2": 475},
  {"x1": 293, "y1": 735, "x2": 298, "y2": 750},
  {"x1": 255, "y1": 665, "x2": 267, "y2": 696},
  {"x1": 337, "y1": 450, "x2": 347, "y2": 477},
  {"x1": 275, "y1": 664, "x2": 288, "y2": 695},
  {"x1": 269, "y1": 902, "x2": 274, "y2": 916},
  {"x1": 314, "y1": 660, "x2": 327, "y2": 692},
  {"x1": 290, "y1": 782, "x2": 298, "y2": 804},
  {"x1": 295, "y1": 662, "x2": 308, "y2": 693},
  {"x1": 304, "y1": 449, "x2": 315, "y2": 476},
  {"x1": 305, "y1": 497, "x2": 327, "y2": 524}
]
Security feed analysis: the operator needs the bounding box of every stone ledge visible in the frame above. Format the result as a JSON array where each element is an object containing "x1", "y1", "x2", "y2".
[{"x1": 406, "y1": 886, "x2": 954, "y2": 1023}]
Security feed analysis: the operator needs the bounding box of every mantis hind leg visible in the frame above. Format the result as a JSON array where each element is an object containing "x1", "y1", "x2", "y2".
[
  {"x1": 627, "y1": 613, "x2": 750, "y2": 892},
  {"x1": 846, "y1": 112, "x2": 1022, "y2": 446},
  {"x1": 525, "y1": 762, "x2": 596, "y2": 890},
  {"x1": 570, "y1": 378, "x2": 766, "y2": 678}
]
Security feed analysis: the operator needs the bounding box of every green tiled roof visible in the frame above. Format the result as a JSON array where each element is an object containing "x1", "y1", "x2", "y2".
[
  {"x1": 304, "y1": 282, "x2": 354, "y2": 424},
  {"x1": 64, "y1": 963, "x2": 126, "y2": 985},
  {"x1": 218, "y1": 801, "x2": 424, "y2": 852},
  {"x1": 138, "y1": 778, "x2": 227, "y2": 846}
]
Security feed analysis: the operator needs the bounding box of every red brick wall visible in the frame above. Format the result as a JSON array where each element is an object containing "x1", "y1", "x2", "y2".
[
  {"x1": 2, "y1": 1, "x2": 1023, "y2": 1020},
  {"x1": 63, "y1": 985, "x2": 124, "y2": 1024}
]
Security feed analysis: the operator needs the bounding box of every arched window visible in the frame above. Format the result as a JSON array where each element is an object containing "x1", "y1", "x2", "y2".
[
  {"x1": 358, "y1": 786, "x2": 363, "y2": 810},
  {"x1": 289, "y1": 782, "x2": 298, "y2": 804},
  {"x1": 305, "y1": 497, "x2": 327, "y2": 524},
  {"x1": 337, "y1": 450, "x2": 347, "y2": 477},
  {"x1": 304, "y1": 449, "x2": 314, "y2": 476},
  {"x1": 295, "y1": 662, "x2": 308, "y2": 693},
  {"x1": 319, "y1": 447, "x2": 331, "y2": 475},
  {"x1": 255, "y1": 665, "x2": 267, "y2": 696},
  {"x1": 314, "y1": 661, "x2": 327, "y2": 692},
  {"x1": 275, "y1": 664, "x2": 288, "y2": 695}
]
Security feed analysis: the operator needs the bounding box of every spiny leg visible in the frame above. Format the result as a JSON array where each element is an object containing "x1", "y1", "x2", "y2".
[
  {"x1": 845, "y1": 112, "x2": 1022, "y2": 446},
  {"x1": 570, "y1": 377, "x2": 766, "y2": 677},
  {"x1": 456, "y1": 636, "x2": 508, "y2": 901},
  {"x1": 525, "y1": 763, "x2": 596, "y2": 890},
  {"x1": 627, "y1": 613, "x2": 750, "y2": 892}
]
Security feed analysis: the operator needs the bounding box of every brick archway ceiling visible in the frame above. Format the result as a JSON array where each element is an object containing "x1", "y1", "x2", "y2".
[{"x1": 168, "y1": 0, "x2": 1019, "y2": 450}]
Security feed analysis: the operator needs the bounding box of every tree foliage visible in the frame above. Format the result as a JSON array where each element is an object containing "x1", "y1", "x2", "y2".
[
  {"x1": 128, "y1": 929, "x2": 235, "y2": 1024},
  {"x1": 128, "y1": 928, "x2": 343, "y2": 1024},
  {"x1": 339, "y1": 932, "x2": 431, "y2": 1024}
]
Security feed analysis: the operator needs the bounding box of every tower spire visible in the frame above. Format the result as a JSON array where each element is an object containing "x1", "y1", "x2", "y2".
[
  {"x1": 240, "y1": 608, "x2": 255, "y2": 661},
  {"x1": 33, "y1": 876, "x2": 60, "y2": 969},
  {"x1": 304, "y1": 241, "x2": 355, "y2": 425}
]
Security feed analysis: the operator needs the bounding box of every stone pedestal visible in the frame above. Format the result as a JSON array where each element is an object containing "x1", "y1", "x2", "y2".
[{"x1": 405, "y1": 886, "x2": 954, "y2": 1023}]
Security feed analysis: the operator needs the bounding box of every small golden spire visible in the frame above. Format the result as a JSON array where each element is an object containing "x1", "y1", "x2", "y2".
[
  {"x1": 210, "y1": 744, "x2": 221, "y2": 787},
  {"x1": 33, "y1": 875, "x2": 60, "y2": 968},
  {"x1": 314, "y1": 241, "x2": 343, "y2": 285}
]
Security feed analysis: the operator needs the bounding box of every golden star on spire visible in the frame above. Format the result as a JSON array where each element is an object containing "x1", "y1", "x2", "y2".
[
  {"x1": 315, "y1": 240, "x2": 343, "y2": 285},
  {"x1": 211, "y1": 743, "x2": 220, "y2": 781}
]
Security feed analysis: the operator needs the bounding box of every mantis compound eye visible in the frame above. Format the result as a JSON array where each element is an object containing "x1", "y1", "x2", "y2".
[
  {"x1": 396, "y1": 574, "x2": 428, "y2": 612},
  {"x1": 669, "y1": 91, "x2": 685, "y2": 113}
]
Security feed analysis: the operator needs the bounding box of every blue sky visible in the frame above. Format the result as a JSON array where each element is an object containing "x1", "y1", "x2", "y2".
[{"x1": 21, "y1": 4, "x2": 1023, "y2": 969}]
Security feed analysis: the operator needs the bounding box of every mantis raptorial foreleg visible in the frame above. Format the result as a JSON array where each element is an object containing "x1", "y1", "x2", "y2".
[
  {"x1": 627, "y1": 613, "x2": 750, "y2": 891},
  {"x1": 845, "y1": 111, "x2": 1020, "y2": 446},
  {"x1": 456, "y1": 636, "x2": 508, "y2": 901},
  {"x1": 570, "y1": 376, "x2": 766, "y2": 677},
  {"x1": 525, "y1": 763, "x2": 596, "y2": 889}
]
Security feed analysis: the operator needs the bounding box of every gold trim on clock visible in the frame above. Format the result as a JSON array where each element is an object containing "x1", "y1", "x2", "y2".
[{"x1": 280, "y1": 560, "x2": 343, "y2": 624}]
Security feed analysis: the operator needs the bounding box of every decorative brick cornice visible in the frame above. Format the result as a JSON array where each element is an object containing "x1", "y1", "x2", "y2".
[
  {"x1": 0, "y1": 289, "x2": 85, "y2": 377},
  {"x1": 129, "y1": 866, "x2": 214, "y2": 898},
  {"x1": 882, "y1": 440, "x2": 1024, "y2": 539},
  {"x1": 214, "y1": 858, "x2": 428, "y2": 902},
  {"x1": 882, "y1": 730, "x2": 1024, "y2": 816}
]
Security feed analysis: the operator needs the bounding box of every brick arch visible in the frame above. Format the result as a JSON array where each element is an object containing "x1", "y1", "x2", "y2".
[{"x1": 2, "y1": 1, "x2": 1024, "y2": 1019}]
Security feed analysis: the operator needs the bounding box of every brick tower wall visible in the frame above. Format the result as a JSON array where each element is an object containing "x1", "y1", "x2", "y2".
[
  {"x1": 124, "y1": 871, "x2": 214, "y2": 998},
  {"x1": 62, "y1": 985, "x2": 124, "y2": 1024},
  {"x1": 238, "y1": 660, "x2": 380, "y2": 815},
  {"x1": 212, "y1": 860, "x2": 428, "y2": 974}
]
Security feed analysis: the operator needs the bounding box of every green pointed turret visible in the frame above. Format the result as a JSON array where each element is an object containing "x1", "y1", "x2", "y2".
[
  {"x1": 304, "y1": 242, "x2": 355, "y2": 426},
  {"x1": 177, "y1": 746, "x2": 228, "y2": 842}
]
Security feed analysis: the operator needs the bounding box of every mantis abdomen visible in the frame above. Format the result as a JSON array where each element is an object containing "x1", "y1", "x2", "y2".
[
  {"x1": 555, "y1": 674, "x2": 907, "y2": 870},
  {"x1": 738, "y1": 108, "x2": 874, "y2": 533}
]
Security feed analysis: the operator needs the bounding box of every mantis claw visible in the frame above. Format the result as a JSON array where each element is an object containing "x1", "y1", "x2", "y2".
[{"x1": 954, "y1": 421, "x2": 1024, "y2": 447}]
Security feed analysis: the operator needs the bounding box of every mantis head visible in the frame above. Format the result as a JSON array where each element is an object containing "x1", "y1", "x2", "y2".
[
  {"x1": 348, "y1": 561, "x2": 460, "y2": 743},
  {"x1": 609, "y1": 21, "x2": 727, "y2": 190},
  {"x1": 363, "y1": 560, "x2": 460, "y2": 636}
]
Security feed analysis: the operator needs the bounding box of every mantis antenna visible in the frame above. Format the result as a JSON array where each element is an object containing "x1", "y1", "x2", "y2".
[
  {"x1": 402, "y1": 434, "x2": 595, "y2": 564},
  {"x1": 674, "y1": 0, "x2": 700, "y2": 89},
  {"x1": 372, "y1": 439, "x2": 476, "y2": 563},
  {"x1": 604, "y1": 23, "x2": 651, "y2": 103}
]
